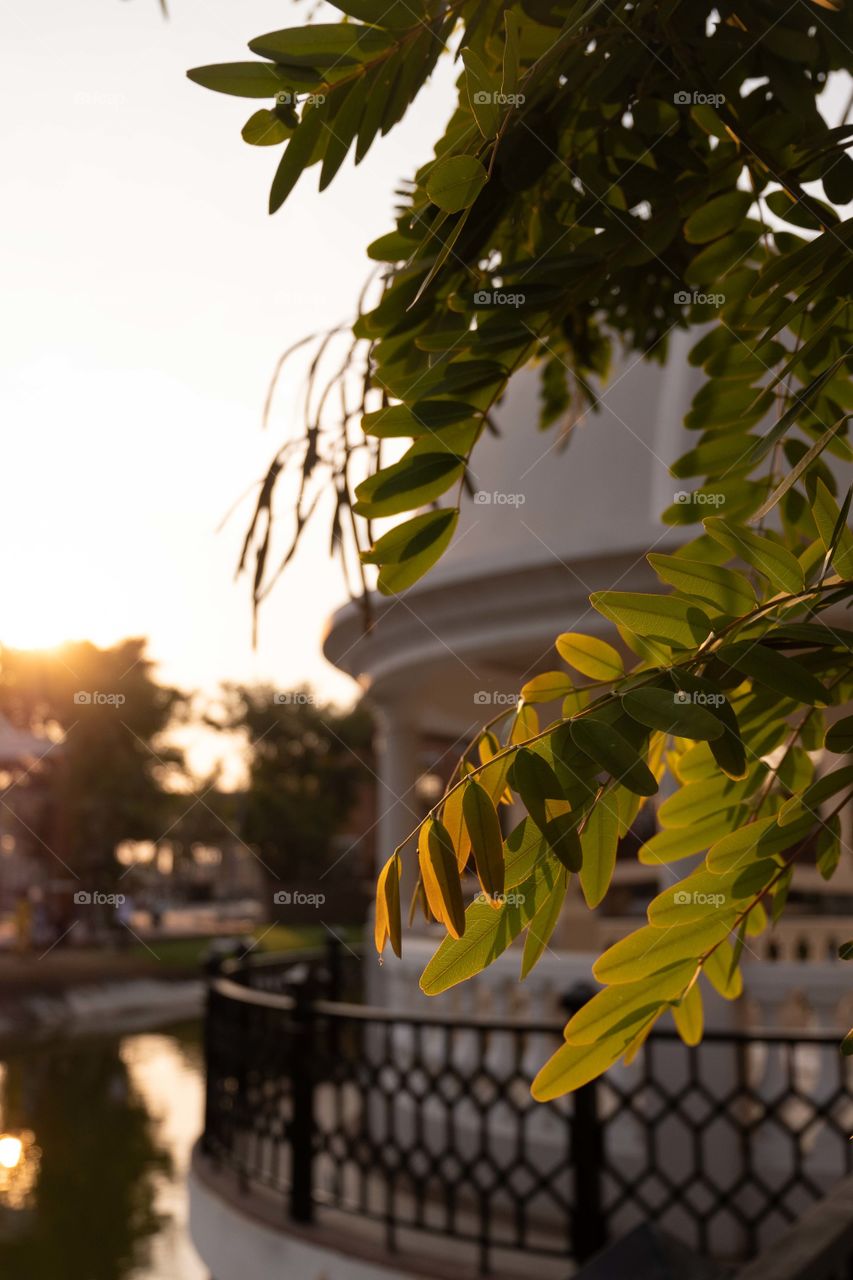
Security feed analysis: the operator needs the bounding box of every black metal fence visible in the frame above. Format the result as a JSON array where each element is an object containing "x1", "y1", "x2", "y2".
[{"x1": 201, "y1": 948, "x2": 853, "y2": 1274}]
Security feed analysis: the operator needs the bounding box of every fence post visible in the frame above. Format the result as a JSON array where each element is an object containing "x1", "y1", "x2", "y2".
[
  {"x1": 289, "y1": 981, "x2": 316, "y2": 1224},
  {"x1": 325, "y1": 932, "x2": 343, "y2": 1001},
  {"x1": 564, "y1": 984, "x2": 606, "y2": 1263}
]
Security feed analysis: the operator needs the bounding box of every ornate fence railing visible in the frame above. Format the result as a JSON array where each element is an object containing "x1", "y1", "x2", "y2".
[{"x1": 201, "y1": 946, "x2": 853, "y2": 1275}]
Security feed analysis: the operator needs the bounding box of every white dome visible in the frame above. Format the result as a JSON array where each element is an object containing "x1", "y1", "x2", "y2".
[{"x1": 431, "y1": 328, "x2": 700, "y2": 586}]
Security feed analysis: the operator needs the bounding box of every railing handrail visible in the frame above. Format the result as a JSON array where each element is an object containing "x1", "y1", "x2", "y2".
[
  {"x1": 209, "y1": 956, "x2": 846, "y2": 1042},
  {"x1": 202, "y1": 946, "x2": 853, "y2": 1275}
]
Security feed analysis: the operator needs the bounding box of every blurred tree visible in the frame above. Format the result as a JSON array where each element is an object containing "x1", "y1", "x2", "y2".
[
  {"x1": 0, "y1": 639, "x2": 186, "y2": 887},
  {"x1": 219, "y1": 686, "x2": 373, "y2": 882}
]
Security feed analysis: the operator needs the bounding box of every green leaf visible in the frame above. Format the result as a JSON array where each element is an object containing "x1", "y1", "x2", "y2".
[
  {"x1": 531, "y1": 1030, "x2": 641, "y2": 1100},
  {"x1": 564, "y1": 961, "x2": 695, "y2": 1046},
  {"x1": 706, "y1": 813, "x2": 814, "y2": 874},
  {"x1": 520, "y1": 671, "x2": 576, "y2": 703},
  {"x1": 542, "y1": 813, "x2": 583, "y2": 872},
  {"x1": 249, "y1": 24, "x2": 391, "y2": 67},
  {"x1": 426, "y1": 155, "x2": 488, "y2": 213},
  {"x1": 520, "y1": 869, "x2": 567, "y2": 979},
  {"x1": 778, "y1": 764, "x2": 853, "y2": 826},
  {"x1": 319, "y1": 75, "x2": 371, "y2": 190},
  {"x1": 269, "y1": 105, "x2": 325, "y2": 212},
  {"x1": 579, "y1": 797, "x2": 620, "y2": 908},
  {"x1": 353, "y1": 449, "x2": 464, "y2": 517},
  {"x1": 556, "y1": 632, "x2": 624, "y2": 681},
  {"x1": 593, "y1": 914, "x2": 736, "y2": 985},
  {"x1": 684, "y1": 192, "x2": 753, "y2": 243},
  {"x1": 589, "y1": 592, "x2": 712, "y2": 651},
  {"x1": 717, "y1": 642, "x2": 828, "y2": 707},
  {"x1": 672, "y1": 673, "x2": 748, "y2": 781},
  {"x1": 510, "y1": 748, "x2": 563, "y2": 827},
  {"x1": 639, "y1": 810, "x2": 745, "y2": 864},
  {"x1": 826, "y1": 716, "x2": 853, "y2": 753},
  {"x1": 420, "y1": 849, "x2": 558, "y2": 994},
  {"x1": 816, "y1": 815, "x2": 841, "y2": 881},
  {"x1": 325, "y1": 0, "x2": 426, "y2": 29},
  {"x1": 463, "y1": 49, "x2": 500, "y2": 138},
  {"x1": 754, "y1": 419, "x2": 849, "y2": 524},
  {"x1": 647, "y1": 860, "x2": 777, "y2": 926},
  {"x1": 362, "y1": 400, "x2": 476, "y2": 437},
  {"x1": 362, "y1": 509, "x2": 459, "y2": 593},
  {"x1": 703, "y1": 941, "x2": 743, "y2": 999},
  {"x1": 621, "y1": 686, "x2": 725, "y2": 741},
  {"x1": 187, "y1": 62, "x2": 300, "y2": 99},
  {"x1": 570, "y1": 717, "x2": 658, "y2": 797},
  {"x1": 647, "y1": 553, "x2": 755, "y2": 616},
  {"x1": 672, "y1": 983, "x2": 703, "y2": 1046},
  {"x1": 242, "y1": 108, "x2": 292, "y2": 145},
  {"x1": 418, "y1": 816, "x2": 466, "y2": 938},
  {"x1": 812, "y1": 479, "x2": 853, "y2": 578},
  {"x1": 658, "y1": 769, "x2": 761, "y2": 828},
  {"x1": 704, "y1": 519, "x2": 804, "y2": 596},
  {"x1": 502, "y1": 9, "x2": 520, "y2": 97},
  {"x1": 462, "y1": 779, "x2": 505, "y2": 902}
]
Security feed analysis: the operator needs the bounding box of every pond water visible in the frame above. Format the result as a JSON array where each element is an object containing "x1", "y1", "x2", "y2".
[{"x1": 0, "y1": 1020, "x2": 209, "y2": 1280}]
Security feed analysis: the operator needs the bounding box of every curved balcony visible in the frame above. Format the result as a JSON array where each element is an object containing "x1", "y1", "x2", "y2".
[{"x1": 189, "y1": 946, "x2": 853, "y2": 1280}]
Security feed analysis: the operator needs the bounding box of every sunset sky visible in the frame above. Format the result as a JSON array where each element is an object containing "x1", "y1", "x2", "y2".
[{"x1": 1, "y1": 0, "x2": 454, "y2": 773}]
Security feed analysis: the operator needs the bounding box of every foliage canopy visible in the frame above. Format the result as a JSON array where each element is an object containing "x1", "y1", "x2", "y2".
[{"x1": 191, "y1": 0, "x2": 853, "y2": 1096}]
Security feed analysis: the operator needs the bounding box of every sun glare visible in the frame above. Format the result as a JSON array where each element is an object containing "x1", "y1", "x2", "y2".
[{"x1": 0, "y1": 1136, "x2": 22, "y2": 1170}]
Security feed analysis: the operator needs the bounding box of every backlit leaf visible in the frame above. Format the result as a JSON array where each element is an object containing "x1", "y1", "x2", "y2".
[
  {"x1": 426, "y1": 155, "x2": 488, "y2": 213},
  {"x1": 462, "y1": 779, "x2": 505, "y2": 902},
  {"x1": 556, "y1": 632, "x2": 624, "y2": 681}
]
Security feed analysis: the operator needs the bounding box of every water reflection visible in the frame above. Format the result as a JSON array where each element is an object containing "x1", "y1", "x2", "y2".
[
  {"x1": 0, "y1": 1128, "x2": 40, "y2": 1212},
  {"x1": 0, "y1": 1022, "x2": 208, "y2": 1279}
]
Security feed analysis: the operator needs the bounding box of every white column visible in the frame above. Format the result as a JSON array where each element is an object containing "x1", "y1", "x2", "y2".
[{"x1": 374, "y1": 705, "x2": 421, "y2": 897}]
